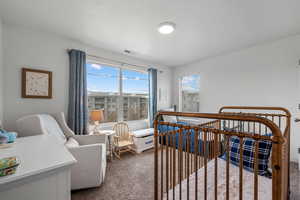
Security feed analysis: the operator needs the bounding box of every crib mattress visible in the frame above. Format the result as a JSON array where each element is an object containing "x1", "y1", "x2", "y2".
[{"x1": 164, "y1": 158, "x2": 272, "y2": 200}]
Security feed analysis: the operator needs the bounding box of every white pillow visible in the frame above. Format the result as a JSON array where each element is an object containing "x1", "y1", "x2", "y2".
[
  {"x1": 65, "y1": 137, "x2": 79, "y2": 148},
  {"x1": 161, "y1": 108, "x2": 177, "y2": 123},
  {"x1": 162, "y1": 115, "x2": 177, "y2": 123}
]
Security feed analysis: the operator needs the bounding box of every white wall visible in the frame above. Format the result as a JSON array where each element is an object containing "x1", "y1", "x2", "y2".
[
  {"x1": 0, "y1": 17, "x2": 3, "y2": 124},
  {"x1": 2, "y1": 24, "x2": 172, "y2": 131},
  {"x1": 173, "y1": 35, "x2": 300, "y2": 162}
]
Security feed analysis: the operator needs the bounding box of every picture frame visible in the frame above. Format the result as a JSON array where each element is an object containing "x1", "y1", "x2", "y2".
[{"x1": 21, "y1": 68, "x2": 52, "y2": 99}]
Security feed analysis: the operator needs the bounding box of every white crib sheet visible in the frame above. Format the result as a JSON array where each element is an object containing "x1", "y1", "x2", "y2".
[{"x1": 164, "y1": 158, "x2": 272, "y2": 200}]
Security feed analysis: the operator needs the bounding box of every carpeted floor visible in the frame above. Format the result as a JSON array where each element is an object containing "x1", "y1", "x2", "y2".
[
  {"x1": 72, "y1": 150, "x2": 300, "y2": 200},
  {"x1": 290, "y1": 162, "x2": 300, "y2": 200},
  {"x1": 71, "y1": 150, "x2": 154, "y2": 200}
]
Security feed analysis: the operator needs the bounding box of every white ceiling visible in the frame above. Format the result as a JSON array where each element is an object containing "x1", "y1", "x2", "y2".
[{"x1": 1, "y1": 0, "x2": 300, "y2": 67}]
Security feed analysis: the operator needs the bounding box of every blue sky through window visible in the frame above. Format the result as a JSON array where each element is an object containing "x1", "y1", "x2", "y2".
[
  {"x1": 87, "y1": 63, "x2": 149, "y2": 94},
  {"x1": 122, "y1": 69, "x2": 148, "y2": 94}
]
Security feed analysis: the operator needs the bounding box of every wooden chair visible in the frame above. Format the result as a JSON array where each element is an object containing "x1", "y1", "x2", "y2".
[{"x1": 113, "y1": 122, "x2": 135, "y2": 159}]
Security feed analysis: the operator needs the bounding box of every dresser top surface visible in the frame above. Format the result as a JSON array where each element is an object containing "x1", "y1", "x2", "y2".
[{"x1": 0, "y1": 134, "x2": 76, "y2": 185}]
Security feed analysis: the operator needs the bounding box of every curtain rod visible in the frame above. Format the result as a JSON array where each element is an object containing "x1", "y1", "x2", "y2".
[{"x1": 67, "y1": 49, "x2": 163, "y2": 73}]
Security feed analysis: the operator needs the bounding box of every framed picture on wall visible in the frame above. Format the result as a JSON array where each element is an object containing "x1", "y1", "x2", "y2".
[{"x1": 21, "y1": 68, "x2": 52, "y2": 99}]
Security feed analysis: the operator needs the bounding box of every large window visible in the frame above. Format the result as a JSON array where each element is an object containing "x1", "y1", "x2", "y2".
[
  {"x1": 122, "y1": 69, "x2": 149, "y2": 121},
  {"x1": 87, "y1": 62, "x2": 149, "y2": 123},
  {"x1": 179, "y1": 74, "x2": 200, "y2": 112}
]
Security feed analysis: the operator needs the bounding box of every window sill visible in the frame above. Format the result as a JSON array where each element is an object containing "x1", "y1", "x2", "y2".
[{"x1": 89, "y1": 119, "x2": 150, "y2": 132}]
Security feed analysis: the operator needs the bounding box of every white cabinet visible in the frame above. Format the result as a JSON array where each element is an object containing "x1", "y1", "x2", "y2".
[{"x1": 0, "y1": 135, "x2": 76, "y2": 200}]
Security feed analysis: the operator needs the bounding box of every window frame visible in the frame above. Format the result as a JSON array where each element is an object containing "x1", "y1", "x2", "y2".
[
  {"x1": 86, "y1": 59, "x2": 149, "y2": 123},
  {"x1": 178, "y1": 74, "x2": 201, "y2": 112}
]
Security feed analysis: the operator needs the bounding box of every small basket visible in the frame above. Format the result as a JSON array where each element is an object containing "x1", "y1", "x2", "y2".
[
  {"x1": 0, "y1": 157, "x2": 20, "y2": 177},
  {"x1": 0, "y1": 142, "x2": 14, "y2": 149}
]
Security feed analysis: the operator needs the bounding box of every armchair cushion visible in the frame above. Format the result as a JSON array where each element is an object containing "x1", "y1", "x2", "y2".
[
  {"x1": 39, "y1": 115, "x2": 67, "y2": 143},
  {"x1": 53, "y1": 112, "x2": 75, "y2": 138},
  {"x1": 17, "y1": 114, "x2": 67, "y2": 143},
  {"x1": 73, "y1": 134, "x2": 107, "y2": 146},
  {"x1": 17, "y1": 115, "x2": 44, "y2": 137},
  {"x1": 65, "y1": 137, "x2": 79, "y2": 148}
]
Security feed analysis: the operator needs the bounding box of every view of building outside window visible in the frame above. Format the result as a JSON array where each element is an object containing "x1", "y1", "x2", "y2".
[
  {"x1": 180, "y1": 74, "x2": 200, "y2": 112},
  {"x1": 87, "y1": 63, "x2": 149, "y2": 123},
  {"x1": 122, "y1": 69, "x2": 149, "y2": 121}
]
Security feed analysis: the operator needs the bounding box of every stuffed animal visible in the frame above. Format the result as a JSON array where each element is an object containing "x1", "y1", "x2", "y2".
[{"x1": 0, "y1": 128, "x2": 17, "y2": 143}]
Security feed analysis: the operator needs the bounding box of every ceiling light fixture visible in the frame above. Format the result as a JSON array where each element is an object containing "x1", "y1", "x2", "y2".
[
  {"x1": 124, "y1": 49, "x2": 131, "y2": 54},
  {"x1": 158, "y1": 22, "x2": 176, "y2": 34}
]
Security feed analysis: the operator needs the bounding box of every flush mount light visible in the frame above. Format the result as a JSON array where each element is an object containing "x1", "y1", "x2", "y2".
[
  {"x1": 124, "y1": 49, "x2": 131, "y2": 54},
  {"x1": 158, "y1": 22, "x2": 176, "y2": 34}
]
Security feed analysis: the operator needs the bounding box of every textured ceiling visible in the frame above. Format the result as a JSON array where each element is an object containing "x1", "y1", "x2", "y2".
[{"x1": 1, "y1": 0, "x2": 300, "y2": 67}]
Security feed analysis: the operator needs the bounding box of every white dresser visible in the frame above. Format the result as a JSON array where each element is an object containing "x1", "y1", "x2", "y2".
[{"x1": 0, "y1": 134, "x2": 76, "y2": 200}]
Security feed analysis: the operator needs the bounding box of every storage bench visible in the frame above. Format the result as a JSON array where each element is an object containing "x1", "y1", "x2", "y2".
[{"x1": 132, "y1": 128, "x2": 154, "y2": 153}]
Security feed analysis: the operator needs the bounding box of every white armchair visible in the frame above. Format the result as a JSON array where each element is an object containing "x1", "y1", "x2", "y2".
[{"x1": 16, "y1": 113, "x2": 107, "y2": 190}]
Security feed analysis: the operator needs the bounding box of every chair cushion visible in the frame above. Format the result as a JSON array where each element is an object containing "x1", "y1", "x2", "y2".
[
  {"x1": 39, "y1": 114, "x2": 67, "y2": 143},
  {"x1": 65, "y1": 137, "x2": 79, "y2": 148},
  {"x1": 221, "y1": 136, "x2": 272, "y2": 176},
  {"x1": 132, "y1": 128, "x2": 154, "y2": 138}
]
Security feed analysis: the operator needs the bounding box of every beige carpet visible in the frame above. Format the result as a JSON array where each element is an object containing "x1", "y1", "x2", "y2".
[
  {"x1": 72, "y1": 150, "x2": 300, "y2": 200},
  {"x1": 72, "y1": 150, "x2": 155, "y2": 200}
]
